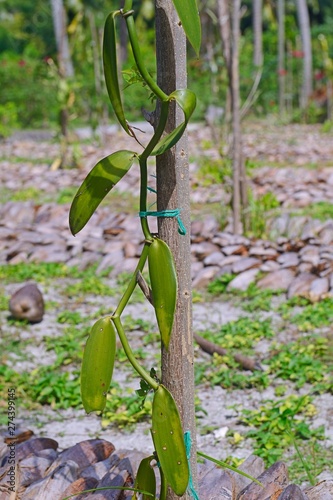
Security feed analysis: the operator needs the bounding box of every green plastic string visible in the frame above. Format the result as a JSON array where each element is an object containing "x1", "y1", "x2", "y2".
[
  {"x1": 139, "y1": 208, "x2": 186, "y2": 235},
  {"x1": 184, "y1": 431, "x2": 200, "y2": 500}
]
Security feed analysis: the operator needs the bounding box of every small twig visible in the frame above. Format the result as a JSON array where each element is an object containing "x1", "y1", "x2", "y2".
[
  {"x1": 193, "y1": 333, "x2": 262, "y2": 372},
  {"x1": 136, "y1": 271, "x2": 153, "y2": 305}
]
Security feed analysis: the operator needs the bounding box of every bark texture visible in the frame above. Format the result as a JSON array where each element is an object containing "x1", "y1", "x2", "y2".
[{"x1": 155, "y1": 1, "x2": 197, "y2": 498}]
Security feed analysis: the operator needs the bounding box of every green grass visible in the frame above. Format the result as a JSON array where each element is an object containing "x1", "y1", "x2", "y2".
[
  {"x1": 240, "y1": 395, "x2": 324, "y2": 466},
  {"x1": 291, "y1": 201, "x2": 333, "y2": 221}
]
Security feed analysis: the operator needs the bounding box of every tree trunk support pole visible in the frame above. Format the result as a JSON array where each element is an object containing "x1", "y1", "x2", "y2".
[{"x1": 155, "y1": 1, "x2": 197, "y2": 498}]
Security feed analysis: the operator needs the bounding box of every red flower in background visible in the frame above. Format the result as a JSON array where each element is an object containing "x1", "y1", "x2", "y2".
[
  {"x1": 18, "y1": 59, "x2": 26, "y2": 67},
  {"x1": 278, "y1": 68, "x2": 288, "y2": 76},
  {"x1": 314, "y1": 70, "x2": 325, "y2": 81},
  {"x1": 292, "y1": 50, "x2": 304, "y2": 58}
]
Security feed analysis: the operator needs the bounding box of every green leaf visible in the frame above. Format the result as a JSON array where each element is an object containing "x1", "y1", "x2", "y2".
[
  {"x1": 81, "y1": 317, "x2": 116, "y2": 414},
  {"x1": 103, "y1": 11, "x2": 132, "y2": 136},
  {"x1": 151, "y1": 385, "x2": 189, "y2": 496},
  {"x1": 148, "y1": 238, "x2": 177, "y2": 349},
  {"x1": 171, "y1": 0, "x2": 201, "y2": 56},
  {"x1": 151, "y1": 90, "x2": 196, "y2": 156},
  {"x1": 69, "y1": 150, "x2": 136, "y2": 235},
  {"x1": 133, "y1": 456, "x2": 156, "y2": 500}
]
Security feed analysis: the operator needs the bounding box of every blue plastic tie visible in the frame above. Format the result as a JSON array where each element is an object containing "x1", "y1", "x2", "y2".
[
  {"x1": 184, "y1": 431, "x2": 200, "y2": 500},
  {"x1": 139, "y1": 208, "x2": 186, "y2": 235}
]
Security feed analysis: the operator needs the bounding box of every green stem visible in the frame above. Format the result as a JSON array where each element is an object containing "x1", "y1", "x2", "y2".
[
  {"x1": 124, "y1": 12, "x2": 168, "y2": 102},
  {"x1": 122, "y1": 0, "x2": 133, "y2": 11},
  {"x1": 158, "y1": 465, "x2": 167, "y2": 500},
  {"x1": 139, "y1": 100, "x2": 169, "y2": 240},
  {"x1": 113, "y1": 242, "x2": 150, "y2": 317},
  {"x1": 112, "y1": 315, "x2": 158, "y2": 390}
]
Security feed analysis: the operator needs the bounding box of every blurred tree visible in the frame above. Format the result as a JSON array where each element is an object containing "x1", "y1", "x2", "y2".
[{"x1": 295, "y1": 0, "x2": 313, "y2": 109}]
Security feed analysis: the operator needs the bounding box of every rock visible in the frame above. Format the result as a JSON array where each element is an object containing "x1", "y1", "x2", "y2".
[
  {"x1": 260, "y1": 260, "x2": 281, "y2": 272},
  {"x1": 18, "y1": 456, "x2": 53, "y2": 487},
  {"x1": 229, "y1": 455, "x2": 265, "y2": 497},
  {"x1": 308, "y1": 277, "x2": 329, "y2": 301},
  {"x1": 304, "y1": 479, "x2": 333, "y2": 499},
  {"x1": 203, "y1": 251, "x2": 226, "y2": 267},
  {"x1": 61, "y1": 476, "x2": 99, "y2": 500},
  {"x1": 1, "y1": 438, "x2": 58, "y2": 466},
  {"x1": 277, "y1": 252, "x2": 299, "y2": 268},
  {"x1": 278, "y1": 484, "x2": 308, "y2": 499},
  {"x1": 9, "y1": 283, "x2": 45, "y2": 323},
  {"x1": 287, "y1": 272, "x2": 318, "y2": 299},
  {"x1": 249, "y1": 246, "x2": 279, "y2": 259},
  {"x1": 48, "y1": 439, "x2": 115, "y2": 475},
  {"x1": 192, "y1": 266, "x2": 221, "y2": 288},
  {"x1": 237, "y1": 461, "x2": 289, "y2": 500},
  {"x1": 299, "y1": 245, "x2": 320, "y2": 266},
  {"x1": 257, "y1": 269, "x2": 295, "y2": 291},
  {"x1": 85, "y1": 469, "x2": 131, "y2": 500},
  {"x1": 232, "y1": 257, "x2": 262, "y2": 274},
  {"x1": 221, "y1": 244, "x2": 248, "y2": 256},
  {"x1": 23, "y1": 460, "x2": 79, "y2": 500},
  {"x1": 191, "y1": 242, "x2": 221, "y2": 260},
  {"x1": 198, "y1": 461, "x2": 234, "y2": 500},
  {"x1": 227, "y1": 268, "x2": 260, "y2": 291}
]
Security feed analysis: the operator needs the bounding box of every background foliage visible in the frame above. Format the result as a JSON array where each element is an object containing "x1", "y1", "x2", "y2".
[{"x1": 1, "y1": 0, "x2": 333, "y2": 134}]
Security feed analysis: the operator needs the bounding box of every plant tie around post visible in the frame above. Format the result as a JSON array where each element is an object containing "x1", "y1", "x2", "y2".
[
  {"x1": 184, "y1": 431, "x2": 200, "y2": 500},
  {"x1": 139, "y1": 208, "x2": 187, "y2": 235}
]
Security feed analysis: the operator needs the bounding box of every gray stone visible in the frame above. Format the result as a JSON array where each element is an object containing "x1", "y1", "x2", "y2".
[
  {"x1": 257, "y1": 269, "x2": 295, "y2": 291},
  {"x1": 222, "y1": 244, "x2": 248, "y2": 256},
  {"x1": 305, "y1": 479, "x2": 333, "y2": 499},
  {"x1": 48, "y1": 439, "x2": 115, "y2": 475},
  {"x1": 198, "y1": 461, "x2": 234, "y2": 500},
  {"x1": 191, "y1": 241, "x2": 221, "y2": 260},
  {"x1": 287, "y1": 217, "x2": 308, "y2": 239},
  {"x1": 97, "y1": 251, "x2": 124, "y2": 273},
  {"x1": 309, "y1": 277, "x2": 329, "y2": 301},
  {"x1": 203, "y1": 251, "x2": 226, "y2": 267},
  {"x1": 229, "y1": 455, "x2": 265, "y2": 497},
  {"x1": 287, "y1": 272, "x2": 317, "y2": 299},
  {"x1": 192, "y1": 266, "x2": 221, "y2": 288},
  {"x1": 237, "y1": 461, "x2": 289, "y2": 500},
  {"x1": 299, "y1": 245, "x2": 320, "y2": 266},
  {"x1": 227, "y1": 268, "x2": 260, "y2": 291},
  {"x1": 278, "y1": 484, "x2": 308, "y2": 499},
  {"x1": 19, "y1": 456, "x2": 53, "y2": 487},
  {"x1": 232, "y1": 257, "x2": 261, "y2": 274},
  {"x1": 260, "y1": 260, "x2": 281, "y2": 272},
  {"x1": 9, "y1": 283, "x2": 44, "y2": 323},
  {"x1": 277, "y1": 252, "x2": 299, "y2": 268},
  {"x1": 249, "y1": 246, "x2": 278, "y2": 259},
  {"x1": 23, "y1": 460, "x2": 79, "y2": 500}
]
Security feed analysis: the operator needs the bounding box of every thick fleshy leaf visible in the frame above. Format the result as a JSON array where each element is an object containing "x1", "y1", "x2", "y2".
[
  {"x1": 81, "y1": 316, "x2": 116, "y2": 413},
  {"x1": 171, "y1": 0, "x2": 201, "y2": 56},
  {"x1": 148, "y1": 238, "x2": 177, "y2": 349},
  {"x1": 133, "y1": 456, "x2": 156, "y2": 500},
  {"x1": 151, "y1": 385, "x2": 189, "y2": 496},
  {"x1": 103, "y1": 11, "x2": 132, "y2": 136},
  {"x1": 69, "y1": 150, "x2": 136, "y2": 235},
  {"x1": 151, "y1": 89, "x2": 196, "y2": 156}
]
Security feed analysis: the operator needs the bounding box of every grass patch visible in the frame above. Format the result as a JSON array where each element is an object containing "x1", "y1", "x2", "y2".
[
  {"x1": 291, "y1": 201, "x2": 333, "y2": 221},
  {"x1": 201, "y1": 317, "x2": 274, "y2": 352},
  {"x1": 287, "y1": 298, "x2": 333, "y2": 331},
  {"x1": 240, "y1": 395, "x2": 324, "y2": 467},
  {"x1": 268, "y1": 337, "x2": 332, "y2": 392}
]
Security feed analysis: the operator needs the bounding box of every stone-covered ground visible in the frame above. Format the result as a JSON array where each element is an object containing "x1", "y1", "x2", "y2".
[{"x1": 1, "y1": 121, "x2": 333, "y2": 498}]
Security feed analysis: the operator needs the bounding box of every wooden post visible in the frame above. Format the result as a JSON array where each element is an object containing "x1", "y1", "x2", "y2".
[{"x1": 155, "y1": 1, "x2": 197, "y2": 498}]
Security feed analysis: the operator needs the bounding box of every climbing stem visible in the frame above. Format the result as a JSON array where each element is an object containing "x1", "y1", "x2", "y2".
[
  {"x1": 124, "y1": 11, "x2": 168, "y2": 102},
  {"x1": 112, "y1": 315, "x2": 158, "y2": 390},
  {"x1": 113, "y1": 242, "x2": 151, "y2": 318},
  {"x1": 138, "y1": 99, "x2": 169, "y2": 239}
]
